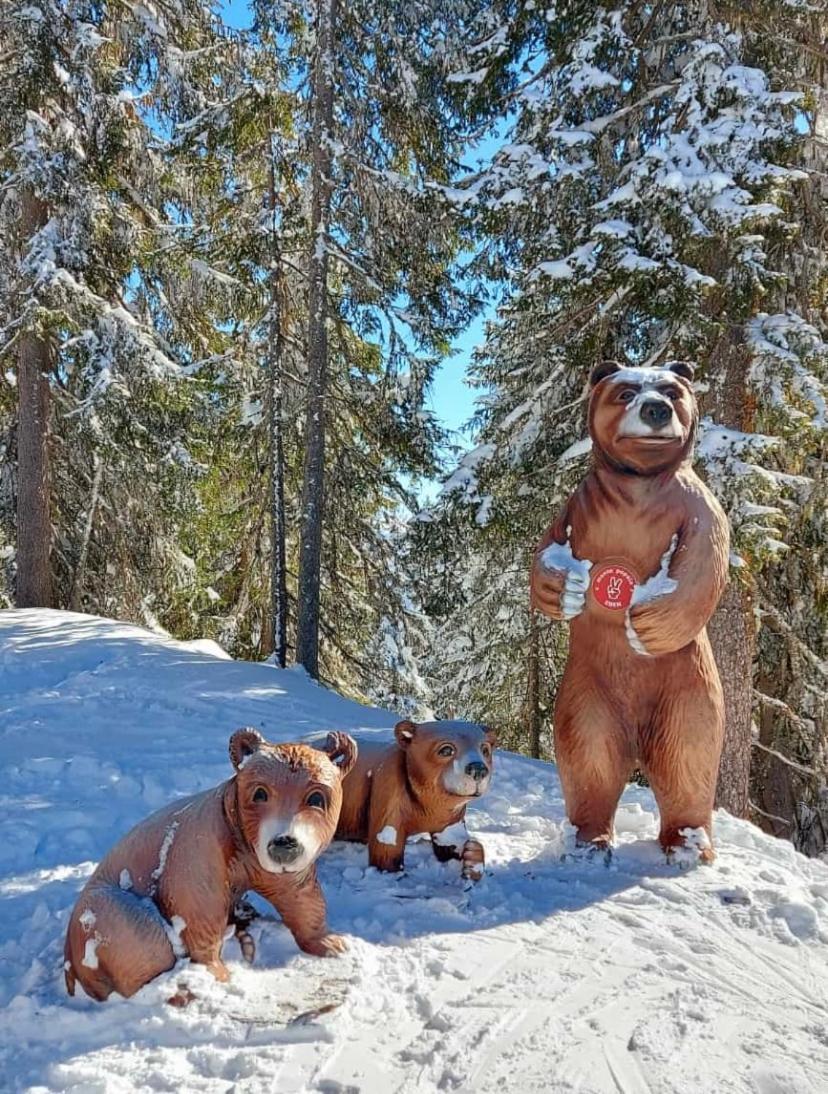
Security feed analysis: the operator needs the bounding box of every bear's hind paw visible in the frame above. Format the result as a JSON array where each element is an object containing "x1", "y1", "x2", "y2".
[{"x1": 562, "y1": 839, "x2": 613, "y2": 867}]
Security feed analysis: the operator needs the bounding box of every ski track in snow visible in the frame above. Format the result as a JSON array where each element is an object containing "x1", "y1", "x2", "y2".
[{"x1": 1, "y1": 610, "x2": 827, "y2": 1093}]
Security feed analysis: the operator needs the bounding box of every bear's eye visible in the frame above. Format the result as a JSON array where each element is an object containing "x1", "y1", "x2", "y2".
[
  {"x1": 306, "y1": 791, "x2": 326, "y2": 810},
  {"x1": 662, "y1": 388, "x2": 679, "y2": 401},
  {"x1": 437, "y1": 744, "x2": 456, "y2": 758},
  {"x1": 481, "y1": 743, "x2": 492, "y2": 758},
  {"x1": 252, "y1": 787, "x2": 269, "y2": 803},
  {"x1": 619, "y1": 389, "x2": 637, "y2": 403}
]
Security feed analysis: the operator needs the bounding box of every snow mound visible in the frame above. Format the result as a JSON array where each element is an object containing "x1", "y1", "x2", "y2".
[{"x1": 1, "y1": 610, "x2": 827, "y2": 1093}]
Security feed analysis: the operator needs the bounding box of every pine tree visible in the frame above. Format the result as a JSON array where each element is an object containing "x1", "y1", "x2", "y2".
[{"x1": 0, "y1": 0, "x2": 227, "y2": 620}]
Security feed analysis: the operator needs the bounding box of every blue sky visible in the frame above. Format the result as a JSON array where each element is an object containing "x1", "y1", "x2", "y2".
[{"x1": 430, "y1": 314, "x2": 486, "y2": 440}]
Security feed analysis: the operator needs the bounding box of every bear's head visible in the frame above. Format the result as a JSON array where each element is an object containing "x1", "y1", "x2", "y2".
[
  {"x1": 587, "y1": 360, "x2": 697, "y2": 475},
  {"x1": 394, "y1": 719, "x2": 497, "y2": 802},
  {"x1": 228, "y1": 729, "x2": 357, "y2": 875}
]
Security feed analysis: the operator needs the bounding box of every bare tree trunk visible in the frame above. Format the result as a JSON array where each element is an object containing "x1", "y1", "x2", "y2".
[
  {"x1": 702, "y1": 328, "x2": 755, "y2": 817},
  {"x1": 296, "y1": 0, "x2": 337, "y2": 679},
  {"x1": 16, "y1": 188, "x2": 53, "y2": 609},
  {"x1": 69, "y1": 455, "x2": 103, "y2": 611},
  {"x1": 267, "y1": 139, "x2": 288, "y2": 668},
  {"x1": 708, "y1": 580, "x2": 754, "y2": 815},
  {"x1": 527, "y1": 609, "x2": 542, "y2": 759}
]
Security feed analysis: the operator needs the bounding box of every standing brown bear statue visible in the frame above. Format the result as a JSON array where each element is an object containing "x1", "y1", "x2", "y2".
[{"x1": 530, "y1": 361, "x2": 729, "y2": 862}]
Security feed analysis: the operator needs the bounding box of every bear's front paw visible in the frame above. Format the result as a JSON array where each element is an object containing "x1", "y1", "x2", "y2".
[
  {"x1": 531, "y1": 563, "x2": 566, "y2": 619},
  {"x1": 460, "y1": 839, "x2": 485, "y2": 882},
  {"x1": 206, "y1": 959, "x2": 231, "y2": 983},
  {"x1": 299, "y1": 933, "x2": 348, "y2": 958},
  {"x1": 534, "y1": 539, "x2": 592, "y2": 621},
  {"x1": 560, "y1": 567, "x2": 590, "y2": 620},
  {"x1": 167, "y1": 985, "x2": 197, "y2": 1007},
  {"x1": 532, "y1": 564, "x2": 589, "y2": 621}
]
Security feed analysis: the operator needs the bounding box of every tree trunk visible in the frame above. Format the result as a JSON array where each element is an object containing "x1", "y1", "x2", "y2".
[
  {"x1": 69, "y1": 455, "x2": 103, "y2": 612},
  {"x1": 708, "y1": 579, "x2": 754, "y2": 815},
  {"x1": 267, "y1": 139, "x2": 288, "y2": 668},
  {"x1": 527, "y1": 609, "x2": 542, "y2": 759},
  {"x1": 702, "y1": 327, "x2": 756, "y2": 817},
  {"x1": 296, "y1": 0, "x2": 337, "y2": 679},
  {"x1": 16, "y1": 187, "x2": 53, "y2": 609}
]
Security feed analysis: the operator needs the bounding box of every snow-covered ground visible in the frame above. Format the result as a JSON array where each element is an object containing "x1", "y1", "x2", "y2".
[{"x1": 1, "y1": 610, "x2": 827, "y2": 1094}]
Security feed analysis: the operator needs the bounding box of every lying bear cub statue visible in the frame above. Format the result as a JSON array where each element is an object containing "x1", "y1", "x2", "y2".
[{"x1": 330, "y1": 719, "x2": 496, "y2": 879}]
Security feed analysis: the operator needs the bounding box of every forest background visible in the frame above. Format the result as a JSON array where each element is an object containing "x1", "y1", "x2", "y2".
[{"x1": 1, "y1": 0, "x2": 826, "y2": 854}]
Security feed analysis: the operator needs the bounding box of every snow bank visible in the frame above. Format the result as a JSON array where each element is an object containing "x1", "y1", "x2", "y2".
[{"x1": 1, "y1": 610, "x2": 827, "y2": 1092}]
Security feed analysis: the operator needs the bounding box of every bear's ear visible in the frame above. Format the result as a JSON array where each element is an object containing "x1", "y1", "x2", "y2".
[
  {"x1": 229, "y1": 728, "x2": 265, "y2": 770},
  {"x1": 589, "y1": 360, "x2": 622, "y2": 388},
  {"x1": 667, "y1": 361, "x2": 695, "y2": 383},
  {"x1": 483, "y1": 725, "x2": 498, "y2": 750},
  {"x1": 394, "y1": 719, "x2": 418, "y2": 749},
  {"x1": 323, "y1": 731, "x2": 358, "y2": 779}
]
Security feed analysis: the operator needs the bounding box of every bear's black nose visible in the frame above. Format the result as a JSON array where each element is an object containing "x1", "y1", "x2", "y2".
[
  {"x1": 465, "y1": 761, "x2": 489, "y2": 781},
  {"x1": 268, "y1": 835, "x2": 301, "y2": 864},
  {"x1": 640, "y1": 399, "x2": 672, "y2": 427}
]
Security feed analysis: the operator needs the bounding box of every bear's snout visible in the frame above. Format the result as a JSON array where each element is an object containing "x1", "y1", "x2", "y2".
[
  {"x1": 640, "y1": 399, "x2": 672, "y2": 428},
  {"x1": 465, "y1": 761, "x2": 489, "y2": 782},
  {"x1": 267, "y1": 834, "x2": 302, "y2": 865}
]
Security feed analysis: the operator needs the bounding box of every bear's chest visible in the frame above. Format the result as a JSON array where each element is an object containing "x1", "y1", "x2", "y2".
[{"x1": 567, "y1": 499, "x2": 682, "y2": 622}]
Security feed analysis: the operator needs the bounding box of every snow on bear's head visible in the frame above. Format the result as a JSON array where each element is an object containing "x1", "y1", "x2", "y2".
[{"x1": 587, "y1": 360, "x2": 698, "y2": 476}]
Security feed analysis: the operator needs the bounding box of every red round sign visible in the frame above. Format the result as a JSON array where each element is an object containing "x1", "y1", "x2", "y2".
[{"x1": 591, "y1": 563, "x2": 637, "y2": 611}]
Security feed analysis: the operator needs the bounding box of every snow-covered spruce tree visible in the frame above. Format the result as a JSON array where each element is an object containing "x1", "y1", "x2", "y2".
[
  {"x1": 420, "y1": 2, "x2": 827, "y2": 832},
  {"x1": 0, "y1": 0, "x2": 228, "y2": 622}
]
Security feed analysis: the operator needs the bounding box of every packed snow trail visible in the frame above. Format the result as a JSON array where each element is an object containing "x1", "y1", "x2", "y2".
[{"x1": 1, "y1": 611, "x2": 827, "y2": 1093}]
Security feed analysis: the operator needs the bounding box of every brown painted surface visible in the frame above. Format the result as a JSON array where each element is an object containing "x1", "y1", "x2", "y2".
[
  {"x1": 332, "y1": 721, "x2": 496, "y2": 879},
  {"x1": 531, "y1": 362, "x2": 729, "y2": 859},
  {"x1": 64, "y1": 730, "x2": 357, "y2": 1001}
]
